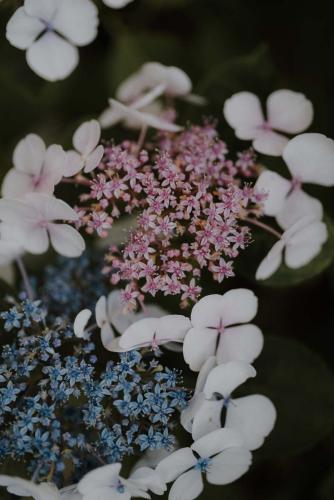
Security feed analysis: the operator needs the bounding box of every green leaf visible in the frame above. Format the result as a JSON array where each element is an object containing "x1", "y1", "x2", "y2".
[{"x1": 248, "y1": 336, "x2": 334, "y2": 458}]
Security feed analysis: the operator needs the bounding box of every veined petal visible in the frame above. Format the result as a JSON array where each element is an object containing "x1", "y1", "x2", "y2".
[
  {"x1": 183, "y1": 327, "x2": 218, "y2": 372},
  {"x1": 191, "y1": 428, "x2": 245, "y2": 458},
  {"x1": 203, "y1": 361, "x2": 256, "y2": 399},
  {"x1": 6, "y1": 7, "x2": 44, "y2": 50},
  {"x1": 216, "y1": 324, "x2": 263, "y2": 364},
  {"x1": 253, "y1": 130, "x2": 289, "y2": 156},
  {"x1": 223, "y1": 92, "x2": 264, "y2": 137},
  {"x1": 48, "y1": 223, "x2": 85, "y2": 257},
  {"x1": 207, "y1": 448, "x2": 252, "y2": 485},
  {"x1": 255, "y1": 170, "x2": 291, "y2": 216},
  {"x1": 74, "y1": 309, "x2": 92, "y2": 338},
  {"x1": 27, "y1": 32, "x2": 79, "y2": 82},
  {"x1": 255, "y1": 240, "x2": 285, "y2": 280},
  {"x1": 283, "y1": 133, "x2": 334, "y2": 186},
  {"x1": 13, "y1": 134, "x2": 46, "y2": 176},
  {"x1": 267, "y1": 89, "x2": 313, "y2": 134},
  {"x1": 169, "y1": 469, "x2": 203, "y2": 500},
  {"x1": 156, "y1": 448, "x2": 196, "y2": 483},
  {"x1": 225, "y1": 395, "x2": 277, "y2": 450},
  {"x1": 73, "y1": 120, "x2": 101, "y2": 157},
  {"x1": 53, "y1": 0, "x2": 99, "y2": 46}
]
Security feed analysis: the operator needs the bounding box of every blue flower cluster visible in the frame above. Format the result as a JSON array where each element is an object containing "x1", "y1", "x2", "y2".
[{"x1": 0, "y1": 298, "x2": 188, "y2": 486}]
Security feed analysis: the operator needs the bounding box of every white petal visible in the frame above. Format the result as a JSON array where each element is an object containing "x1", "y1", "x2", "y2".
[
  {"x1": 0, "y1": 198, "x2": 37, "y2": 223},
  {"x1": 181, "y1": 392, "x2": 206, "y2": 434},
  {"x1": 283, "y1": 133, "x2": 334, "y2": 186},
  {"x1": 74, "y1": 309, "x2": 92, "y2": 338},
  {"x1": 225, "y1": 395, "x2": 277, "y2": 450},
  {"x1": 219, "y1": 288, "x2": 258, "y2": 326},
  {"x1": 25, "y1": 0, "x2": 58, "y2": 20},
  {"x1": 53, "y1": 0, "x2": 99, "y2": 46},
  {"x1": 21, "y1": 225, "x2": 49, "y2": 254},
  {"x1": 119, "y1": 317, "x2": 160, "y2": 349},
  {"x1": 203, "y1": 361, "x2": 256, "y2": 399},
  {"x1": 223, "y1": 92, "x2": 264, "y2": 138},
  {"x1": 99, "y1": 105, "x2": 123, "y2": 128},
  {"x1": 0, "y1": 474, "x2": 60, "y2": 500},
  {"x1": 267, "y1": 89, "x2": 313, "y2": 134},
  {"x1": 1, "y1": 170, "x2": 35, "y2": 199},
  {"x1": 27, "y1": 32, "x2": 79, "y2": 82},
  {"x1": 256, "y1": 239, "x2": 285, "y2": 280},
  {"x1": 276, "y1": 189, "x2": 323, "y2": 230},
  {"x1": 156, "y1": 448, "x2": 197, "y2": 483},
  {"x1": 253, "y1": 130, "x2": 289, "y2": 156},
  {"x1": 216, "y1": 324, "x2": 263, "y2": 364},
  {"x1": 192, "y1": 428, "x2": 245, "y2": 458},
  {"x1": 156, "y1": 315, "x2": 191, "y2": 343},
  {"x1": 132, "y1": 83, "x2": 167, "y2": 109},
  {"x1": 64, "y1": 151, "x2": 84, "y2": 177},
  {"x1": 25, "y1": 193, "x2": 79, "y2": 221},
  {"x1": 6, "y1": 7, "x2": 44, "y2": 50},
  {"x1": 42, "y1": 144, "x2": 67, "y2": 184},
  {"x1": 130, "y1": 467, "x2": 167, "y2": 496},
  {"x1": 84, "y1": 145, "x2": 104, "y2": 173},
  {"x1": 191, "y1": 399, "x2": 223, "y2": 440},
  {"x1": 194, "y1": 356, "x2": 217, "y2": 395},
  {"x1": 48, "y1": 223, "x2": 85, "y2": 257},
  {"x1": 78, "y1": 463, "x2": 122, "y2": 494},
  {"x1": 101, "y1": 322, "x2": 116, "y2": 350},
  {"x1": 207, "y1": 448, "x2": 252, "y2": 485},
  {"x1": 183, "y1": 327, "x2": 218, "y2": 372},
  {"x1": 285, "y1": 220, "x2": 328, "y2": 268},
  {"x1": 254, "y1": 170, "x2": 291, "y2": 216},
  {"x1": 73, "y1": 120, "x2": 101, "y2": 157},
  {"x1": 13, "y1": 133, "x2": 46, "y2": 175},
  {"x1": 103, "y1": 0, "x2": 134, "y2": 8},
  {"x1": 95, "y1": 296, "x2": 108, "y2": 327},
  {"x1": 108, "y1": 99, "x2": 183, "y2": 132},
  {"x1": 169, "y1": 469, "x2": 203, "y2": 500},
  {"x1": 190, "y1": 294, "x2": 223, "y2": 329}
]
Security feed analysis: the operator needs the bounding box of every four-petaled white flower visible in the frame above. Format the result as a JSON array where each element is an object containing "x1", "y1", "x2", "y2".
[
  {"x1": 0, "y1": 475, "x2": 80, "y2": 500},
  {"x1": 6, "y1": 0, "x2": 99, "y2": 81},
  {"x1": 256, "y1": 133, "x2": 334, "y2": 229},
  {"x1": 107, "y1": 314, "x2": 191, "y2": 352},
  {"x1": 78, "y1": 463, "x2": 166, "y2": 500},
  {"x1": 256, "y1": 215, "x2": 328, "y2": 280},
  {"x1": 65, "y1": 120, "x2": 104, "y2": 176},
  {"x1": 223, "y1": 89, "x2": 313, "y2": 156},
  {"x1": 187, "y1": 360, "x2": 277, "y2": 449},
  {"x1": 2, "y1": 134, "x2": 67, "y2": 199},
  {"x1": 156, "y1": 428, "x2": 252, "y2": 500},
  {"x1": 183, "y1": 289, "x2": 263, "y2": 371},
  {"x1": 103, "y1": 0, "x2": 135, "y2": 8},
  {"x1": 0, "y1": 193, "x2": 85, "y2": 257}
]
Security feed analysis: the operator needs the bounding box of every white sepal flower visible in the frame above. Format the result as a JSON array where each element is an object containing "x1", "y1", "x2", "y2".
[
  {"x1": 77, "y1": 463, "x2": 166, "y2": 500},
  {"x1": 0, "y1": 193, "x2": 85, "y2": 257},
  {"x1": 65, "y1": 120, "x2": 104, "y2": 176},
  {"x1": 223, "y1": 89, "x2": 313, "y2": 156},
  {"x1": 2, "y1": 134, "x2": 67, "y2": 199},
  {"x1": 6, "y1": 0, "x2": 99, "y2": 81},
  {"x1": 103, "y1": 0, "x2": 134, "y2": 8},
  {"x1": 183, "y1": 289, "x2": 263, "y2": 371},
  {"x1": 156, "y1": 428, "x2": 252, "y2": 500},
  {"x1": 189, "y1": 361, "x2": 276, "y2": 450},
  {"x1": 256, "y1": 215, "x2": 328, "y2": 280},
  {"x1": 256, "y1": 133, "x2": 334, "y2": 229},
  {"x1": 107, "y1": 314, "x2": 191, "y2": 352},
  {"x1": 0, "y1": 474, "x2": 76, "y2": 500}
]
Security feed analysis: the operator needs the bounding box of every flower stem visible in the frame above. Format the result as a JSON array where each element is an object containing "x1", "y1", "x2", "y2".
[
  {"x1": 244, "y1": 217, "x2": 282, "y2": 239},
  {"x1": 15, "y1": 257, "x2": 34, "y2": 301},
  {"x1": 136, "y1": 124, "x2": 148, "y2": 153},
  {"x1": 61, "y1": 175, "x2": 91, "y2": 186}
]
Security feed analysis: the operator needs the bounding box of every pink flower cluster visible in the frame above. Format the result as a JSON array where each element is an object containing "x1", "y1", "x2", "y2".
[{"x1": 77, "y1": 123, "x2": 264, "y2": 309}]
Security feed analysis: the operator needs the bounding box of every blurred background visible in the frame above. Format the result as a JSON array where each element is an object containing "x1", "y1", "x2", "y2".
[{"x1": 1, "y1": 0, "x2": 334, "y2": 499}]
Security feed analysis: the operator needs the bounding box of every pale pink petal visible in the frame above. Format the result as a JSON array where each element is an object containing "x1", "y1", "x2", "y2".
[
  {"x1": 191, "y1": 399, "x2": 223, "y2": 440},
  {"x1": 219, "y1": 288, "x2": 258, "y2": 326},
  {"x1": 156, "y1": 315, "x2": 191, "y2": 343},
  {"x1": 255, "y1": 240, "x2": 285, "y2": 280},
  {"x1": 132, "y1": 83, "x2": 167, "y2": 109},
  {"x1": 64, "y1": 151, "x2": 84, "y2": 177},
  {"x1": 53, "y1": 0, "x2": 99, "y2": 46},
  {"x1": 192, "y1": 428, "x2": 245, "y2": 458},
  {"x1": 216, "y1": 324, "x2": 263, "y2": 364},
  {"x1": 118, "y1": 317, "x2": 161, "y2": 350},
  {"x1": 48, "y1": 223, "x2": 85, "y2": 257},
  {"x1": 183, "y1": 327, "x2": 218, "y2": 372},
  {"x1": 223, "y1": 92, "x2": 264, "y2": 138},
  {"x1": 95, "y1": 296, "x2": 108, "y2": 327},
  {"x1": 169, "y1": 469, "x2": 203, "y2": 500},
  {"x1": 27, "y1": 32, "x2": 79, "y2": 82},
  {"x1": 21, "y1": 225, "x2": 49, "y2": 254},
  {"x1": 73, "y1": 120, "x2": 101, "y2": 157},
  {"x1": 99, "y1": 106, "x2": 123, "y2": 128},
  {"x1": 203, "y1": 361, "x2": 256, "y2": 399},
  {"x1": 84, "y1": 145, "x2": 104, "y2": 173},
  {"x1": 283, "y1": 133, "x2": 334, "y2": 186},
  {"x1": 285, "y1": 220, "x2": 328, "y2": 268},
  {"x1": 225, "y1": 395, "x2": 277, "y2": 450},
  {"x1": 74, "y1": 309, "x2": 92, "y2": 338},
  {"x1": 156, "y1": 448, "x2": 197, "y2": 483},
  {"x1": 267, "y1": 89, "x2": 313, "y2": 134},
  {"x1": 207, "y1": 448, "x2": 252, "y2": 485},
  {"x1": 255, "y1": 170, "x2": 291, "y2": 216},
  {"x1": 13, "y1": 134, "x2": 46, "y2": 176},
  {"x1": 42, "y1": 144, "x2": 67, "y2": 185},
  {"x1": 25, "y1": 193, "x2": 79, "y2": 221},
  {"x1": 1, "y1": 170, "x2": 35, "y2": 199},
  {"x1": 6, "y1": 7, "x2": 44, "y2": 50},
  {"x1": 276, "y1": 189, "x2": 323, "y2": 230},
  {"x1": 253, "y1": 130, "x2": 289, "y2": 156}
]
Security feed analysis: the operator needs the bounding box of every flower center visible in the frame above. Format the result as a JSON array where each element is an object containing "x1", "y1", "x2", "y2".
[
  {"x1": 291, "y1": 176, "x2": 302, "y2": 191},
  {"x1": 258, "y1": 121, "x2": 272, "y2": 132},
  {"x1": 116, "y1": 480, "x2": 125, "y2": 494},
  {"x1": 195, "y1": 457, "x2": 212, "y2": 473}
]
